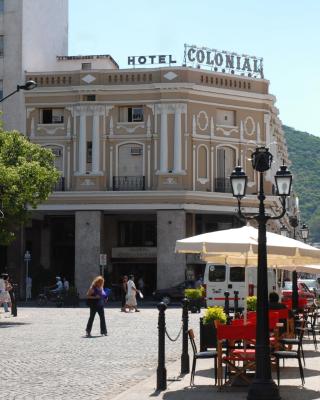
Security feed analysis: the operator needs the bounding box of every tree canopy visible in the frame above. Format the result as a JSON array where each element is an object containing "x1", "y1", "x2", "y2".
[
  {"x1": 0, "y1": 129, "x2": 59, "y2": 244},
  {"x1": 283, "y1": 125, "x2": 320, "y2": 242}
]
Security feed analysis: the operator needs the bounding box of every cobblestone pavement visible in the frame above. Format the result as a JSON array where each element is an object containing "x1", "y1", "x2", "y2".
[{"x1": 0, "y1": 305, "x2": 200, "y2": 400}]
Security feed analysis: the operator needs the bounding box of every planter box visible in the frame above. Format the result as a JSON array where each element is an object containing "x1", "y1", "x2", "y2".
[
  {"x1": 188, "y1": 298, "x2": 203, "y2": 313},
  {"x1": 200, "y1": 317, "x2": 217, "y2": 351}
]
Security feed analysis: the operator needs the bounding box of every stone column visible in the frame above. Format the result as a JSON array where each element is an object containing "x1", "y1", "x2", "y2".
[
  {"x1": 79, "y1": 113, "x2": 86, "y2": 174},
  {"x1": 173, "y1": 106, "x2": 182, "y2": 173},
  {"x1": 75, "y1": 211, "x2": 103, "y2": 298},
  {"x1": 92, "y1": 111, "x2": 100, "y2": 173},
  {"x1": 40, "y1": 223, "x2": 51, "y2": 270},
  {"x1": 159, "y1": 106, "x2": 168, "y2": 173},
  {"x1": 157, "y1": 210, "x2": 186, "y2": 289}
]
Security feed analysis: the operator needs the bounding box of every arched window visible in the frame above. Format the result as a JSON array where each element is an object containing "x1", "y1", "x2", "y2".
[
  {"x1": 197, "y1": 146, "x2": 208, "y2": 179},
  {"x1": 216, "y1": 147, "x2": 236, "y2": 192}
]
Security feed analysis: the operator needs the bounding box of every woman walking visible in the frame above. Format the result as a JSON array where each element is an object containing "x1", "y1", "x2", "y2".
[
  {"x1": 121, "y1": 275, "x2": 128, "y2": 312},
  {"x1": 85, "y1": 275, "x2": 108, "y2": 337}
]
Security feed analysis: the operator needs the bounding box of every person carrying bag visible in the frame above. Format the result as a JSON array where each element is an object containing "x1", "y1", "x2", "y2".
[{"x1": 85, "y1": 275, "x2": 109, "y2": 337}]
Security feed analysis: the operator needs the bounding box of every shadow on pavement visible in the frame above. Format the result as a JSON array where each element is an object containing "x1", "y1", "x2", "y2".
[
  {"x1": 162, "y1": 386, "x2": 320, "y2": 400},
  {"x1": 0, "y1": 321, "x2": 30, "y2": 328}
]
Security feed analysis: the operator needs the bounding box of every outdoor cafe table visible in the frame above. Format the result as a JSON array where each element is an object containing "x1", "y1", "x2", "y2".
[{"x1": 216, "y1": 312, "x2": 284, "y2": 388}]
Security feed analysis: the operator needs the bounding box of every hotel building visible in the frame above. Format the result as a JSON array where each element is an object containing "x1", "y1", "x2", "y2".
[{"x1": 5, "y1": 55, "x2": 289, "y2": 298}]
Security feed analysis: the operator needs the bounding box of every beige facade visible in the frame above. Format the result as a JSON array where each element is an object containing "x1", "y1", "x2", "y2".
[{"x1": 7, "y1": 61, "x2": 290, "y2": 298}]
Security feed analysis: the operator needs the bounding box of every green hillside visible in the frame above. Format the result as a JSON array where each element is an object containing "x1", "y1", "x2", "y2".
[{"x1": 283, "y1": 125, "x2": 320, "y2": 242}]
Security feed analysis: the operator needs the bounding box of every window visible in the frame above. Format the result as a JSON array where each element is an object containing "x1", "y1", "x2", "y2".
[
  {"x1": 86, "y1": 142, "x2": 92, "y2": 164},
  {"x1": 208, "y1": 265, "x2": 226, "y2": 282},
  {"x1": 216, "y1": 109, "x2": 235, "y2": 126},
  {"x1": 82, "y1": 62, "x2": 92, "y2": 70},
  {"x1": 0, "y1": 36, "x2": 3, "y2": 57},
  {"x1": 229, "y1": 267, "x2": 245, "y2": 282},
  {"x1": 118, "y1": 221, "x2": 156, "y2": 247},
  {"x1": 0, "y1": 80, "x2": 3, "y2": 100},
  {"x1": 40, "y1": 108, "x2": 64, "y2": 124},
  {"x1": 84, "y1": 95, "x2": 96, "y2": 101},
  {"x1": 119, "y1": 106, "x2": 144, "y2": 122},
  {"x1": 0, "y1": 0, "x2": 4, "y2": 12}
]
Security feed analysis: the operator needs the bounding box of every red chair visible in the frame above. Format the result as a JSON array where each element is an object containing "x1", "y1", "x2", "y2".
[{"x1": 216, "y1": 323, "x2": 256, "y2": 388}]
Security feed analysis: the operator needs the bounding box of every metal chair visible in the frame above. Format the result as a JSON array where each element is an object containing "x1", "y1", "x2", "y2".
[
  {"x1": 188, "y1": 329, "x2": 218, "y2": 386},
  {"x1": 273, "y1": 319, "x2": 305, "y2": 386}
]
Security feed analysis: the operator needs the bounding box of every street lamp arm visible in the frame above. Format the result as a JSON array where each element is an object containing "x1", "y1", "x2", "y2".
[
  {"x1": 0, "y1": 80, "x2": 37, "y2": 104},
  {"x1": 235, "y1": 198, "x2": 256, "y2": 221},
  {"x1": 236, "y1": 196, "x2": 287, "y2": 222},
  {"x1": 0, "y1": 88, "x2": 19, "y2": 103},
  {"x1": 269, "y1": 196, "x2": 287, "y2": 221}
]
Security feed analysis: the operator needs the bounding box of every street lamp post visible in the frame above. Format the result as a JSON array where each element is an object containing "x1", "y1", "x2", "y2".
[
  {"x1": 230, "y1": 147, "x2": 292, "y2": 400},
  {"x1": 0, "y1": 80, "x2": 37, "y2": 104}
]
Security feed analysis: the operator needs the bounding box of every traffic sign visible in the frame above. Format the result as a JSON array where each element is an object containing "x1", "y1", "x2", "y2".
[{"x1": 100, "y1": 253, "x2": 107, "y2": 266}]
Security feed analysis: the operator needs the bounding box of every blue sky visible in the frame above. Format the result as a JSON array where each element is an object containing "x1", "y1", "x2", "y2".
[{"x1": 69, "y1": 0, "x2": 320, "y2": 136}]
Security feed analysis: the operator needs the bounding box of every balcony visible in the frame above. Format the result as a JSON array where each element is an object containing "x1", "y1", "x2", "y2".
[
  {"x1": 53, "y1": 177, "x2": 65, "y2": 191},
  {"x1": 112, "y1": 176, "x2": 145, "y2": 191},
  {"x1": 215, "y1": 178, "x2": 232, "y2": 193}
]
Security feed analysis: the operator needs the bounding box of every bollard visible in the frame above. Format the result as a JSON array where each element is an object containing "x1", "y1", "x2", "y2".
[
  {"x1": 234, "y1": 290, "x2": 239, "y2": 315},
  {"x1": 224, "y1": 291, "x2": 232, "y2": 324},
  {"x1": 224, "y1": 291, "x2": 230, "y2": 316},
  {"x1": 181, "y1": 297, "x2": 190, "y2": 374},
  {"x1": 157, "y1": 302, "x2": 167, "y2": 391}
]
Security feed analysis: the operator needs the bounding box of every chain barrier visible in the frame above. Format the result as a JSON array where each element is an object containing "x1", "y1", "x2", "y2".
[{"x1": 165, "y1": 324, "x2": 183, "y2": 342}]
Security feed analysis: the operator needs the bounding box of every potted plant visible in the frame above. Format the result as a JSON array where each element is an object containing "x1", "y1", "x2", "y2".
[
  {"x1": 246, "y1": 296, "x2": 257, "y2": 312},
  {"x1": 184, "y1": 288, "x2": 203, "y2": 313},
  {"x1": 200, "y1": 306, "x2": 227, "y2": 351}
]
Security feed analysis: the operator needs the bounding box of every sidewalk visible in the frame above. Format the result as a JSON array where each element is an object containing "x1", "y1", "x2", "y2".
[{"x1": 112, "y1": 340, "x2": 320, "y2": 400}]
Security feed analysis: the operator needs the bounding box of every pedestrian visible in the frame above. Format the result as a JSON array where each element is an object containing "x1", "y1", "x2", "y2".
[
  {"x1": 121, "y1": 275, "x2": 128, "y2": 312},
  {"x1": 85, "y1": 275, "x2": 108, "y2": 337},
  {"x1": 137, "y1": 276, "x2": 145, "y2": 293},
  {"x1": 125, "y1": 275, "x2": 140, "y2": 312},
  {"x1": 50, "y1": 277, "x2": 63, "y2": 294},
  {"x1": 0, "y1": 273, "x2": 12, "y2": 313},
  {"x1": 63, "y1": 277, "x2": 69, "y2": 291}
]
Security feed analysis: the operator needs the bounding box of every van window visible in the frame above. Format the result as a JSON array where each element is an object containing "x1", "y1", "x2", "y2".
[
  {"x1": 230, "y1": 267, "x2": 245, "y2": 282},
  {"x1": 208, "y1": 265, "x2": 226, "y2": 282}
]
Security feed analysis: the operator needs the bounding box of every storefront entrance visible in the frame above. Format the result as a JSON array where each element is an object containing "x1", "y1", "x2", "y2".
[{"x1": 110, "y1": 261, "x2": 156, "y2": 299}]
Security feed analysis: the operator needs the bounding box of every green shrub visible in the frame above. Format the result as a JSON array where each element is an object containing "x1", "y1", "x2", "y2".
[
  {"x1": 203, "y1": 306, "x2": 227, "y2": 324},
  {"x1": 246, "y1": 296, "x2": 257, "y2": 311},
  {"x1": 184, "y1": 288, "x2": 202, "y2": 300}
]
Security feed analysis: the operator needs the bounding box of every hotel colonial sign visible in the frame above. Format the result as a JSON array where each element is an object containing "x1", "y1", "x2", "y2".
[
  {"x1": 127, "y1": 44, "x2": 264, "y2": 79},
  {"x1": 184, "y1": 44, "x2": 264, "y2": 78}
]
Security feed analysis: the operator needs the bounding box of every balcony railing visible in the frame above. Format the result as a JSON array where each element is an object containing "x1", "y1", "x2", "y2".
[
  {"x1": 53, "y1": 176, "x2": 65, "y2": 191},
  {"x1": 215, "y1": 178, "x2": 232, "y2": 193},
  {"x1": 112, "y1": 176, "x2": 145, "y2": 191}
]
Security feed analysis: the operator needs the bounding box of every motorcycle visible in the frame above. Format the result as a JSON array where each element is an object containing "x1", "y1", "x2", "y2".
[{"x1": 37, "y1": 287, "x2": 65, "y2": 307}]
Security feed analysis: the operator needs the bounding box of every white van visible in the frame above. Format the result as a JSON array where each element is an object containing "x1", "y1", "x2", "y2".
[{"x1": 203, "y1": 264, "x2": 277, "y2": 308}]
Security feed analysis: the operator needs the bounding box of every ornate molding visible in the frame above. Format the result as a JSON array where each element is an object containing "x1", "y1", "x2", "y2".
[
  {"x1": 196, "y1": 111, "x2": 209, "y2": 131},
  {"x1": 244, "y1": 116, "x2": 255, "y2": 136},
  {"x1": 26, "y1": 107, "x2": 35, "y2": 119},
  {"x1": 216, "y1": 126, "x2": 239, "y2": 136},
  {"x1": 37, "y1": 124, "x2": 65, "y2": 136}
]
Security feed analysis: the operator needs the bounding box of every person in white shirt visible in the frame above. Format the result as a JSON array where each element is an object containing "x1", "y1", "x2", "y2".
[
  {"x1": 125, "y1": 275, "x2": 140, "y2": 312},
  {"x1": 50, "y1": 277, "x2": 63, "y2": 294},
  {"x1": 63, "y1": 277, "x2": 69, "y2": 291}
]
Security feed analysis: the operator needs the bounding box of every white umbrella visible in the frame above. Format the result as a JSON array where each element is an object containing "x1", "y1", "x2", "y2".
[{"x1": 175, "y1": 225, "x2": 320, "y2": 267}]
